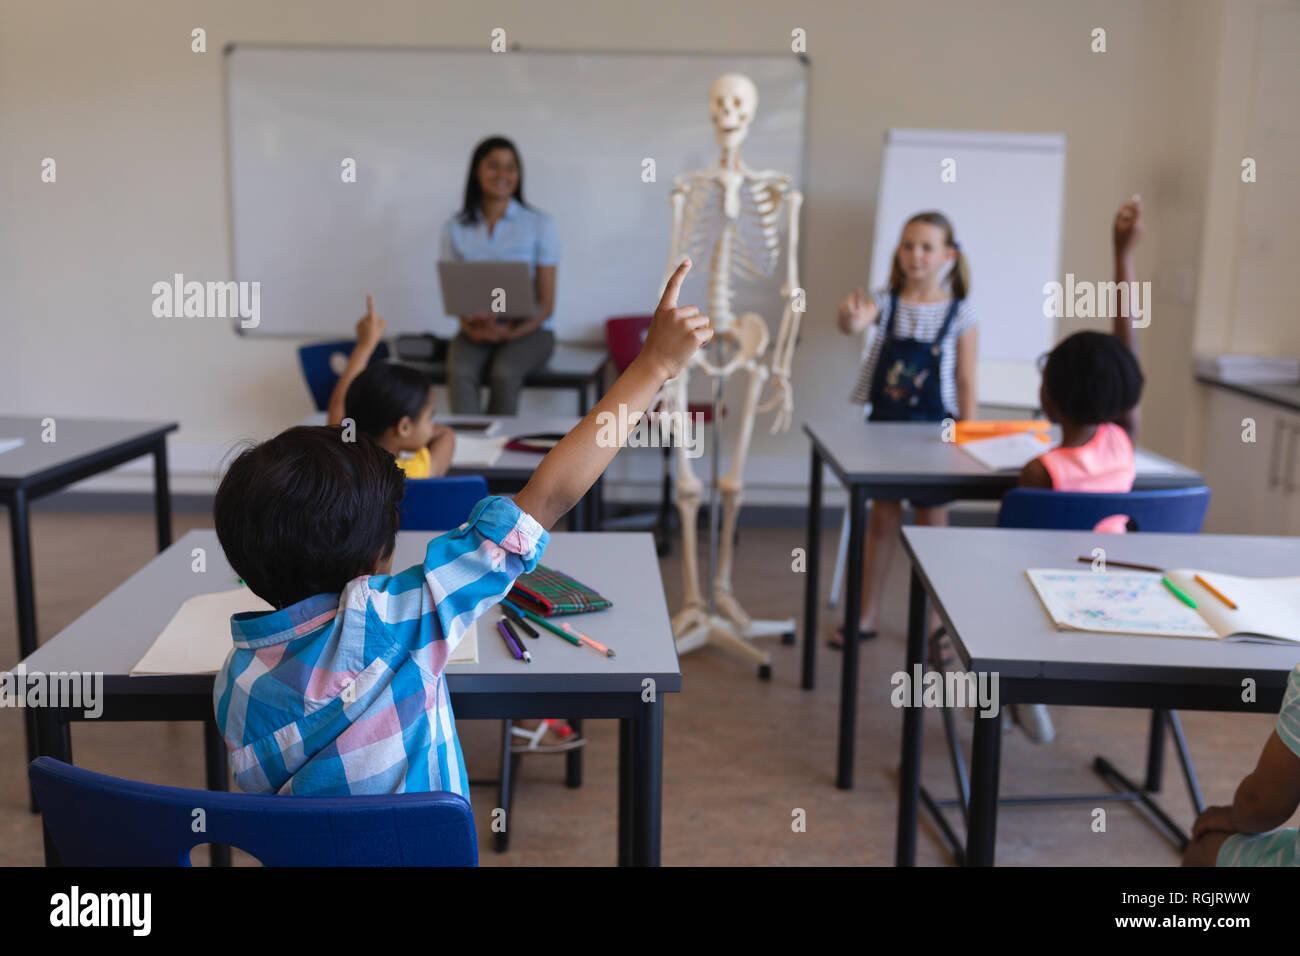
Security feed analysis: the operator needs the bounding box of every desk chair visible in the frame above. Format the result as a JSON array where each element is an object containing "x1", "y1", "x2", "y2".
[
  {"x1": 920, "y1": 485, "x2": 1213, "y2": 864},
  {"x1": 396, "y1": 474, "x2": 577, "y2": 854},
  {"x1": 297, "y1": 339, "x2": 391, "y2": 412},
  {"x1": 30, "y1": 757, "x2": 476, "y2": 866},
  {"x1": 601, "y1": 315, "x2": 716, "y2": 557}
]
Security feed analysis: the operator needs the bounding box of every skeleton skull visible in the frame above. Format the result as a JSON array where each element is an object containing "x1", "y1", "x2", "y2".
[{"x1": 708, "y1": 74, "x2": 757, "y2": 152}]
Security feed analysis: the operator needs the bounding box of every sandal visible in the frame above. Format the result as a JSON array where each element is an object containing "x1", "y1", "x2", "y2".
[
  {"x1": 826, "y1": 625, "x2": 878, "y2": 650},
  {"x1": 927, "y1": 626, "x2": 958, "y2": 670},
  {"x1": 510, "y1": 719, "x2": 587, "y2": 755}
]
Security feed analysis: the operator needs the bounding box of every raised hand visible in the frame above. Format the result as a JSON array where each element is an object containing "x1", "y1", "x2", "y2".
[
  {"x1": 1113, "y1": 194, "x2": 1143, "y2": 257},
  {"x1": 837, "y1": 287, "x2": 870, "y2": 334},
  {"x1": 641, "y1": 258, "x2": 713, "y2": 380},
  {"x1": 356, "y1": 293, "x2": 386, "y2": 345}
]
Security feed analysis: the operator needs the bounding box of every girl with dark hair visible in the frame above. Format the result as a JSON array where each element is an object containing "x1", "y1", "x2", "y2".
[{"x1": 441, "y1": 136, "x2": 559, "y2": 415}]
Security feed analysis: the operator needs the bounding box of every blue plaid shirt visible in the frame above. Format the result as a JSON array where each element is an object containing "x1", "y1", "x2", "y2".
[{"x1": 214, "y1": 497, "x2": 548, "y2": 796}]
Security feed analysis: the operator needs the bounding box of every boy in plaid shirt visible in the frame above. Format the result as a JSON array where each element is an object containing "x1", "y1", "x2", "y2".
[{"x1": 213, "y1": 260, "x2": 711, "y2": 796}]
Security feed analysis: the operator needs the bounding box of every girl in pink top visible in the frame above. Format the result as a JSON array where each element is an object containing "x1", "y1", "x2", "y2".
[
  {"x1": 1021, "y1": 332, "x2": 1144, "y2": 533},
  {"x1": 1010, "y1": 197, "x2": 1145, "y2": 743}
]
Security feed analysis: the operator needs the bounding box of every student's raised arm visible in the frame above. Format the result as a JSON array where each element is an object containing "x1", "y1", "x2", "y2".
[
  {"x1": 327, "y1": 294, "x2": 386, "y2": 426},
  {"x1": 513, "y1": 259, "x2": 712, "y2": 529},
  {"x1": 1112, "y1": 195, "x2": 1143, "y2": 436}
]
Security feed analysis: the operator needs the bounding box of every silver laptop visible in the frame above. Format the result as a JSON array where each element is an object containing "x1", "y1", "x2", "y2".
[{"x1": 437, "y1": 261, "x2": 538, "y2": 318}]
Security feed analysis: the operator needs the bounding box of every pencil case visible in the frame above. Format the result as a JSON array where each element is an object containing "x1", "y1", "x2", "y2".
[{"x1": 508, "y1": 564, "x2": 612, "y2": 616}]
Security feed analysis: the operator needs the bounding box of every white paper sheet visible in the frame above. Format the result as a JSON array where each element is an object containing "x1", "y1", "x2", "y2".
[
  {"x1": 450, "y1": 434, "x2": 508, "y2": 468},
  {"x1": 132, "y1": 587, "x2": 477, "y2": 675},
  {"x1": 959, "y1": 432, "x2": 1056, "y2": 471}
]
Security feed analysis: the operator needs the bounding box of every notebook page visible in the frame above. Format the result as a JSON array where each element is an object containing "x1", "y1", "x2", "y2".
[
  {"x1": 1166, "y1": 570, "x2": 1300, "y2": 644},
  {"x1": 960, "y1": 432, "x2": 1057, "y2": 471}
]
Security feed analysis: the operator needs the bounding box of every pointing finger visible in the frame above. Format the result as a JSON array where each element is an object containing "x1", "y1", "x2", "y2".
[
  {"x1": 366, "y1": 293, "x2": 375, "y2": 318},
  {"x1": 659, "y1": 258, "x2": 692, "y2": 310}
]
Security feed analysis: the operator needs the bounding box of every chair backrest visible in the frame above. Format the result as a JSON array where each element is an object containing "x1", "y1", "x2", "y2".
[
  {"x1": 605, "y1": 316, "x2": 653, "y2": 374},
  {"x1": 997, "y1": 486, "x2": 1211, "y2": 533},
  {"x1": 398, "y1": 474, "x2": 490, "y2": 531},
  {"x1": 29, "y1": 757, "x2": 477, "y2": 867},
  {"x1": 297, "y1": 339, "x2": 391, "y2": 412}
]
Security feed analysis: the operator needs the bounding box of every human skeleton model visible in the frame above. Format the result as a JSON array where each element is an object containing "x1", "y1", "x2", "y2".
[{"x1": 658, "y1": 74, "x2": 804, "y2": 670}]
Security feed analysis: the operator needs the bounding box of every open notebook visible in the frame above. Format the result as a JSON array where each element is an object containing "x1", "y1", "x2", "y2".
[
  {"x1": 1026, "y1": 569, "x2": 1300, "y2": 643},
  {"x1": 131, "y1": 587, "x2": 478, "y2": 675}
]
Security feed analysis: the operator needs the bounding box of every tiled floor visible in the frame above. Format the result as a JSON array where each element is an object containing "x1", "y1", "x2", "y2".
[{"x1": 0, "y1": 509, "x2": 1280, "y2": 865}]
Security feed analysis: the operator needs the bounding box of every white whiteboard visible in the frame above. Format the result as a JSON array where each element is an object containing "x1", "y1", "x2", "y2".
[
  {"x1": 868, "y1": 128, "x2": 1066, "y2": 407},
  {"x1": 226, "y1": 46, "x2": 807, "y2": 341}
]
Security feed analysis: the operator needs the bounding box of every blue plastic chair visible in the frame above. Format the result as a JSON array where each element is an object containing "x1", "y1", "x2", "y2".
[
  {"x1": 297, "y1": 339, "x2": 391, "y2": 412},
  {"x1": 29, "y1": 757, "x2": 477, "y2": 867},
  {"x1": 398, "y1": 475, "x2": 489, "y2": 531},
  {"x1": 997, "y1": 486, "x2": 1211, "y2": 533}
]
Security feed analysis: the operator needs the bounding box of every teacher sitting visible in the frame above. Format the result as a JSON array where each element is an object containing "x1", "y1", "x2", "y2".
[{"x1": 442, "y1": 135, "x2": 559, "y2": 415}]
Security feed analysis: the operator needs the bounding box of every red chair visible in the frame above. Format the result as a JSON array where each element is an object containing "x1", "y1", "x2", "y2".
[{"x1": 603, "y1": 316, "x2": 717, "y2": 557}]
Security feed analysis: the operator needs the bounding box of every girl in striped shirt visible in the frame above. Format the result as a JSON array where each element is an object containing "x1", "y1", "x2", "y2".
[{"x1": 831, "y1": 211, "x2": 979, "y2": 649}]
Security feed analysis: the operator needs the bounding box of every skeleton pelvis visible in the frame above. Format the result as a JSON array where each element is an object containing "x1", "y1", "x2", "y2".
[{"x1": 694, "y1": 312, "x2": 769, "y2": 375}]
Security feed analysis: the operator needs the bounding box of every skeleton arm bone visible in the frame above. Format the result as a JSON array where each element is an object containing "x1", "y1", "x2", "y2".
[{"x1": 759, "y1": 185, "x2": 803, "y2": 432}]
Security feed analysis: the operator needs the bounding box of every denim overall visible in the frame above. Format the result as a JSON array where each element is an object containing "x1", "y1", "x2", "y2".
[
  {"x1": 867, "y1": 293, "x2": 962, "y2": 423},
  {"x1": 867, "y1": 293, "x2": 962, "y2": 507}
]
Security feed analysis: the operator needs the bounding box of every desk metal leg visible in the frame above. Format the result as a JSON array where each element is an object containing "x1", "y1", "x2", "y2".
[
  {"x1": 8, "y1": 488, "x2": 43, "y2": 811},
  {"x1": 965, "y1": 701, "x2": 1003, "y2": 866},
  {"x1": 895, "y1": 568, "x2": 928, "y2": 865},
  {"x1": 835, "y1": 486, "x2": 866, "y2": 790},
  {"x1": 204, "y1": 717, "x2": 231, "y2": 867},
  {"x1": 801, "y1": 447, "x2": 823, "y2": 690},
  {"x1": 1145, "y1": 709, "x2": 1167, "y2": 792},
  {"x1": 618, "y1": 717, "x2": 634, "y2": 866},
  {"x1": 37, "y1": 708, "x2": 72, "y2": 866},
  {"x1": 632, "y1": 696, "x2": 663, "y2": 866},
  {"x1": 153, "y1": 438, "x2": 172, "y2": 551},
  {"x1": 565, "y1": 719, "x2": 583, "y2": 788}
]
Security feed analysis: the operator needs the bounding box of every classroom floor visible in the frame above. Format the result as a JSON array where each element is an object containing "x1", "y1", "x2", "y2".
[{"x1": 0, "y1": 507, "x2": 1279, "y2": 866}]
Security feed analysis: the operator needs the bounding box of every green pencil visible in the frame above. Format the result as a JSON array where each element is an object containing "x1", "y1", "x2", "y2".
[
  {"x1": 1162, "y1": 576, "x2": 1197, "y2": 609},
  {"x1": 520, "y1": 607, "x2": 582, "y2": 646}
]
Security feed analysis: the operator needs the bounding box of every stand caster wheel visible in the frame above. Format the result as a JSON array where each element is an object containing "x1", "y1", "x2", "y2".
[
  {"x1": 781, "y1": 631, "x2": 796, "y2": 645},
  {"x1": 758, "y1": 663, "x2": 772, "y2": 681}
]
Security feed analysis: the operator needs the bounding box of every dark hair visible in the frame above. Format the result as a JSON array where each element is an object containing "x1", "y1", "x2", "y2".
[
  {"x1": 1041, "y1": 331, "x2": 1144, "y2": 425},
  {"x1": 344, "y1": 362, "x2": 433, "y2": 439},
  {"x1": 214, "y1": 426, "x2": 405, "y2": 609},
  {"x1": 458, "y1": 136, "x2": 528, "y2": 225},
  {"x1": 889, "y1": 211, "x2": 970, "y2": 299}
]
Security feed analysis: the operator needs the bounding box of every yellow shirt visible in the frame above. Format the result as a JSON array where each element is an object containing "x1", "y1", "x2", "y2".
[{"x1": 394, "y1": 446, "x2": 432, "y2": 479}]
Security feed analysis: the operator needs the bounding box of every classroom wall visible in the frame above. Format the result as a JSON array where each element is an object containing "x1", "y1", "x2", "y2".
[{"x1": 1, "y1": 0, "x2": 1231, "y2": 502}]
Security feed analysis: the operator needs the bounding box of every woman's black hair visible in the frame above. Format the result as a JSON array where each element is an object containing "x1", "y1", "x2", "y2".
[
  {"x1": 1041, "y1": 331, "x2": 1144, "y2": 426},
  {"x1": 344, "y1": 362, "x2": 432, "y2": 439},
  {"x1": 458, "y1": 136, "x2": 528, "y2": 225},
  {"x1": 214, "y1": 426, "x2": 406, "y2": 610}
]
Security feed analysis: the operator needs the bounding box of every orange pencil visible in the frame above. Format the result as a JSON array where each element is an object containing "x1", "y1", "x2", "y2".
[{"x1": 1194, "y1": 574, "x2": 1237, "y2": 610}]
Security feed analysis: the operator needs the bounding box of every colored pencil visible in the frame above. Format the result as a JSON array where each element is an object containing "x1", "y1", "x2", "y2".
[
  {"x1": 560, "y1": 621, "x2": 616, "y2": 658},
  {"x1": 501, "y1": 616, "x2": 532, "y2": 662},
  {"x1": 1194, "y1": 573, "x2": 1237, "y2": 610},
  {"x1": 1162, "y1": 576, "x2": 1197, "y2": 609},
  {"x1": 1076, "y1": 556, "x2": 1163, "y2": 573},
  {"x1": 518, "y1": 606, "x2": 582, "y2": 646},
  {"x1": 496, "y1": 619, "x2": 524, "y2": 660}
]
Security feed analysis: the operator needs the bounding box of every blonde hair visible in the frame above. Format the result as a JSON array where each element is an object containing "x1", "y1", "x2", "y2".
[{"x1": 887, "y1": 211, "x2": 970, "y2": 300}]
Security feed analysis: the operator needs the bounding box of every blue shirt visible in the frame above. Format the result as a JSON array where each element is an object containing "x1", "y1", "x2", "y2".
[
  {"x1": 214, "y1": 496, "x2": 549, "y2": 797},
  {"x1": 440, "y1": 198, "x2": 560, "y2": 331}
]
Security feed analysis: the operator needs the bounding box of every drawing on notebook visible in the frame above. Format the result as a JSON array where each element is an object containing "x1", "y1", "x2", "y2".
[{"x1": 1028, "y1": 570, "x2": 1216, "y2": 639}]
